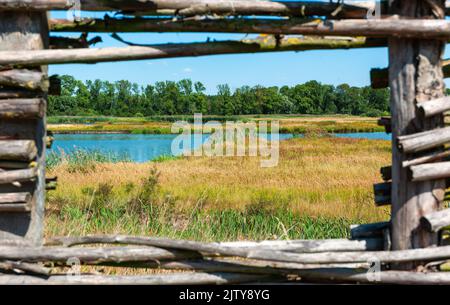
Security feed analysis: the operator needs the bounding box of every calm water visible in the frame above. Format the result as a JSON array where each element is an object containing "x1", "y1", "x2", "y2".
[{"x1": 50, "y1": 132, "x2": 390, "y2": 163}]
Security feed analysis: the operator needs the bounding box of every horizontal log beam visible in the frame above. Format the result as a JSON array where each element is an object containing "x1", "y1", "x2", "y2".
[
  {"x1": 0, "y1": 89, "x2": 41, "y2": 99},
  {"x1": 0, "y1": 69, "x2": 48, "y2": 91},
  {"x1": 0, "y1": 37, "x2": 387, "y2": 66},
  {"x1": 0, "y1": 168, "x2": 37, "y2": 185},
  {"x1": 0, "y1": 203, "x2": 31, "y2": 213},
  {"x1": 0, "y1": 98, "x2": 45, "y2": 119},
  {"x1": 402, "y1": 149, "x2": 450, "y2": 167},
  {"x1": 49, "y1": 17, "x2": 450, "y2": 38},
  {"x1": 372, "y1": 60, "x2": 450, "y2": 88},
  {"x1": 0, "y1": 192, "x2": 31, "y2": 204},
  {"x1": 46, "y1": 235, "x2": 384, "y2": 253},
  {"x1": 397, "y1": 126, "x2": 450, "y2": 154},
  {"x1": 421, "y1": 209, "x2": 450, "y2": 233},
  {"x1": 417, "y1": 96, "x2": 450, "y2": 118},
  {"x1": 0, "y1": 0, "x2": 72, "y2": 10},
  {"x1": 0, "y1": 260, "x2": 49, "y2": 275},
  {"x1": 0, "y1": 140, "x2": 37, "y2": 161},
  {"x1": 409, "y1": 162, "x2": 450, "y2": 182},
  {"x1": 350, "y1": 222, "x2": 389, "y2": 239}
]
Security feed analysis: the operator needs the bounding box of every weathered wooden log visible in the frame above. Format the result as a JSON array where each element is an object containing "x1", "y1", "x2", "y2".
[
  {"x1": 0, "y1": 203, "x2": 30, "y2": 212},
  {"x1": 0, "y1": 192, "x2": 31, "y2": 204},
  {"x1": 377, "y1": 116, "x2": 391, "y2": 133},
  {"x1": 0, "y1": 272, "x2": 278, "y2": 285},
  {"x1": 0, "y1": 260, "x2": 49, "y2": 275},
  {"x1": 0, "y1": 69, "x2": 48, "y2": 91},
  {"x1": 350, "y1": 222, "x2": 389, "y2": 239},
  {"x1": 397, "y1": 127, "x2": 450, "y2": 154},
  {"x1": 0, "y1": 89, "x2": 40, "y2": 99},
  {"x1": 403, "y1": 149, "x2": 450, "y2": 167},
  {"x1": 46, "y1": 235, "x2": 384, "y2": 253},
  {"x1": 0, "y1": 98, "x2": 45, "y2": 119},
  {"x1": 409, "y1": 162, "x2": 450, "y2": 182},
  {"x1": 0, "y1": 161, "x2": 33, "y2": 169},
  {"x1": 245, "y1": 245, "x2": 450, "y2": 264},
  {"x1": 380, "y1": 165, "x2": 392, "y2": 181},
  {"x1": 417, "y1": 96, "x2": 450, "y2": 118},
  {"x1": 0, "y1": 140, "x2": 37, "y2": 161},
  {"x1": 0, "y1": 168, "x2": 37, "y2": 185},
  {"x1": 0, "y1": 245, "x2": 201, "y2": 264},
  {"x1": 0, "y1": 0, "x2": 72, "y2": 10},
  {"x1": 421, "y1": 209, "x2": 450, "y2": 232},
  {"x1": 0, "y1": 37, "x2": 387, "y2": 66},
  {"x1": 47, "y1": 18, "x2": 450, "y2": 38}
]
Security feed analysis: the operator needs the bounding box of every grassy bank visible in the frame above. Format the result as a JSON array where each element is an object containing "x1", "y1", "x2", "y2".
[
  {"x1": 45, "y1": 136, "x2": 391, "y2": 241},
  {"x1": 47, "y1": 114, "x2": 384, "y2": 134}
]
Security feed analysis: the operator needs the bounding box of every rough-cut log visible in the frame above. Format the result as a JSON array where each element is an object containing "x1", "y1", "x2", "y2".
[
  {"x1": 0, "y1": 140, "x2": 37, "y2": 161},
  {"x1": 0, "y1": 98, "x2": 45, "y2": 119},
  {"x1": 380, "y1": 165, "x2": 392, "y2": 181},
  {"x1": 0, "y1": 260, "x2": 49, "y2": 275},
  {"x1": 46, "y1": 235, "x2": 384, "y2": 253},
  {"x1": 409, "y1": 162, "x2": 450, "y2": 182},
  {"x1": 0, "y1": 168, "x2": 37, "y2": 185},
  {"x1": 0, "y1": 0, "x2": 72, "y2": 10},
  {"x1": 0, "y1": 272, "x2": 277, "y2": 285},
  {"x1": 372, "y1": 59, "x2": 450, "y2": 88},
  {"x1": 377, "y1": 116, "x2": 391, "y2": 133},
  {"x1": 417, "y1": 96, "x2": 450, "y2": 118},
  {"x1": 350, "y1": 222, "x2": 389, "y2": 239},
  {"x1": 0, "y1": 245, "x2": 201, "y2": 264},
  {"x1": 0, "y1": 37, "x2": 387, "y2": 66},
  {"x1": 389, "y1": 0, "x2": 446, "y2": 261},
  {"x1": 245, "y1": 245, "x2": 450, "y2": 264},
  {"x1": 48, "y1": 17, "x2": 450, "y2": 39},
  {"x1": 0, "y1": 203, "x2": 30, "y2": 212},
  {"x1": 421, "y1": 209, "x2": 450, "y2": 233},
  {"x1": 397, "y1": 127, "x2": 450, "y2": 154},
  {"x1": 0, "y1": 192, "x2": 31, "y2": 204},
  {"x1": 0, "y1": 69, "x2": 48, "y2": 91},
  {"x1": 403, "y1": 149, "x2": 450, "y2": 167}
]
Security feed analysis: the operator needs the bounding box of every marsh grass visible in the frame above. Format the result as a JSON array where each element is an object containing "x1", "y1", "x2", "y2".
[{"x1": 45, "y1": 137, "x2": 391, "y2": 241}]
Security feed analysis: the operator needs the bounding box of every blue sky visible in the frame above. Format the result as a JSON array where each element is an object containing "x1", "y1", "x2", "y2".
[{"x1": 49, "y1": 10, "x2": 450, "y2": 94}]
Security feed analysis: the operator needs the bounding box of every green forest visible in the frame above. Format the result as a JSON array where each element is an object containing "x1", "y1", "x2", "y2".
[{"x1": 49, "y1": 75, "x2": 391, "y2": 117}]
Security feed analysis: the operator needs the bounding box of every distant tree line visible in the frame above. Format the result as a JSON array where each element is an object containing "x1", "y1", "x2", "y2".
[{"x1": 48, "y1": 75, "x2": 390, "y2": 117}]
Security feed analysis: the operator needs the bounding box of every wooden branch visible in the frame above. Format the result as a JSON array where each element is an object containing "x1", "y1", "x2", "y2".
[
  {"x1": 0, "y1": 192, "x2": 31, "y2": 204},
  {"x1": 0, "y1": 203, "x2": 31, "y2": 213},
  {"x1": 0, "y1": 140, "x2": 37, "y2": 161},
  {"x1": 397, "y1": 127, "x2": 450, "y2": 154},
  {"x1": 0, "y1": 246, "x2": 201, "y2": 264},
  {"x1": 0, "y1": 69, "x2": 48, "y2": 91},
  {"x1": 0, "y1": 168, "x2": 37, "y2": 185},
  {"x1": 372, "y1": 59, "x2": 450, "y2": 88},
  {"x1": 48, "y1": 17, "x2": 450, "y2": 39},
  {"x1": 0, "y1": 98, "x2": 45, "y2": 119},
  {"x1": 0, "y1": 272, "x2": 278, "y2": 285},
  {"x1": 417, "y1": 96, "x2": 450, "y2": 118},
  {"x1": 0, "y1": 260, "x2": 49, "y2": 275},
  {"x1": 46, "y1": 235, "x2": 384, "y2": 253},
  {"x1": 409, "y1": 162, "x2": 450, "y2": 182},
  {"x1": 0, "y1": 0, "x2": 72, "y2": 10},
  {"x1": 421, "y1": 209, "x2": 450, "y2": 233},
  {"x1": 0, "y1": 37, "x2": 386, "y2": 66},
  {"x1": 402, "y1": 149, "x2": 450, "y2": 167},
  {"x1": 350, "y1": 222, "x2": 389, "y2": 239}
]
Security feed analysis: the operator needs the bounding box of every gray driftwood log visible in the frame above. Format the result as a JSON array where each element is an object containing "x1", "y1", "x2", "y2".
[
  {"x1": 0, "y1": 0, "x2": 72, "y2": 10},
  {"x1": 0, "y1": 140, "x2": 37, "y2": 161},
  {"x1": 403, "y1": 149, "x2": 450, "y2": 167},
  {"x1": 409, "y1": 162, "x2": 450, "y2": 182},
  {"x1": 417, "y1": 96, "x2": 450, "y2": 118},
  {"x1": 0, "y1": 69, "x2": 48, "y2": 91},
  {"x1": 421, "y1": 209, "x2": 450, "y2": 232},
  {"x1": 0, "y1": 203, "x2": 31, "y2": 213},
  {"x1": 0, "y1": 192, "x2": 31, "y2": 204},
  {"x1": 0, "y1": 168, "x2": 37, "y2": 185},
  {"x1": 0, "y1": 98, "x2": 45, "y2": 119},
  {"x1": 397, "y1": 127, "x2": 450, "y2": 154}
]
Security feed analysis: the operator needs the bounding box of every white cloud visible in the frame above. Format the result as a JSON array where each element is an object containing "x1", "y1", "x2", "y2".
[{"x1": 182, "y1": 67, "x2": 193, "y2": 73}]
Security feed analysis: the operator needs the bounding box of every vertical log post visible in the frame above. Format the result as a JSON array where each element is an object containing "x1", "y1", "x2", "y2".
[
  {"x1": 0, "y1": 12, "x2": 48, "y2": 246},
  {"x1": 388, "y1": 0, "x2": 446, "y2": 265}
]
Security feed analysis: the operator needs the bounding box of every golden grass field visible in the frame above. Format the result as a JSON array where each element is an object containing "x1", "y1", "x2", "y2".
[{"x1": 45, "y1": 136, "x2": 391, "y2": 241}]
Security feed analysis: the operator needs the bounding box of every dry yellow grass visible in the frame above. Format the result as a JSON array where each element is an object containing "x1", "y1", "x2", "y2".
[{"x1": 47, "y1": 137, "x2": 391, "y2": 224}]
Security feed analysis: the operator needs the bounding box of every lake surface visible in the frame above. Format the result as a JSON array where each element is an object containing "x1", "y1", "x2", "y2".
[{"x1": 50, "y1": 132, "x2": 390, "y2": 163}]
